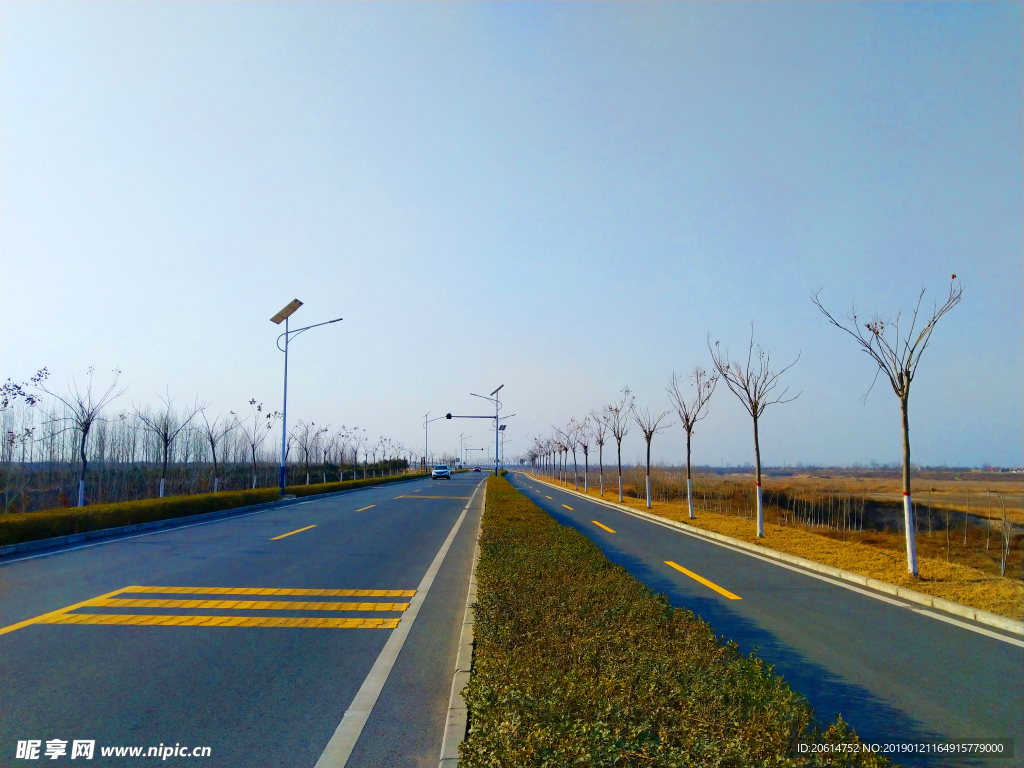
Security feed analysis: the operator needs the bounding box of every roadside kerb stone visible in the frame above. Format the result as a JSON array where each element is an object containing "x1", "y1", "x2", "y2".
[{"x1": 439, "y1": 484, "x2": 485, "y2": 768}]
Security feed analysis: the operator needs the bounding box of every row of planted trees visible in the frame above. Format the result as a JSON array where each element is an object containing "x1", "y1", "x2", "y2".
[
  {"x1": 526, "y1": 277, "x2": 965, "y2": 578},
  {"x1": 0, "y1": 368, "x2": 416, "y2": 514}
]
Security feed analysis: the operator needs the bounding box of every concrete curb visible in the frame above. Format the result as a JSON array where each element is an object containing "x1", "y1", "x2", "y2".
[
  {"x1": 0, "y1": 475, "x2": 425, "y2": 559},
  {"x1": 524, "y1": 473, "x2": 1024, "y2": 637},
  {"x1": 439, "y1": 483, "x2": 486, "y2": 768}
]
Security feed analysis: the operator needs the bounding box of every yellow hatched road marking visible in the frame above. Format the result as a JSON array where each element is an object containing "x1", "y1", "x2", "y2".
[
  {"x1": 124, "y1": 586, "x2": 416, "y2": 597},
  {"x1": 592, "y1": 520, "x2": 615, "y2": 533},
  {"x1": 0, "y1": 586, "x2": 132, "y2": 635},
  {"x1": 665, "y1": 561, "x2": 742, "y2": 600},
  {"x1": 88, "y1": 598, "x2": 409, "y2": 612},
  {"x1": 35, "y1": 614, "x2": 400, "y2": 629},
  {"x1": 0, "y1": 586, "x2": 417, "y2": 635},
  {"x1": 271, "y1": 524, "x2": 316, "y2": 540},
  {"x1": 355, "y1": 505, "x2": 375, "y2": 512}
]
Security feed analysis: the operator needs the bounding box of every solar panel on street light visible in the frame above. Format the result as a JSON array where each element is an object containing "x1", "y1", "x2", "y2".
[{"x1": 270, "y1": 299, "x2": 303, "y2": 325}]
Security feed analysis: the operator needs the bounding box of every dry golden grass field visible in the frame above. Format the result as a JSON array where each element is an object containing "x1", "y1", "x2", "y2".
[{"x1": 532, "y1": 472, "x2": 1023, "y2": 621}]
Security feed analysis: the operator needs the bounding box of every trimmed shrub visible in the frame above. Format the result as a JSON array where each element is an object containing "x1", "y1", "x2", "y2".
[
  {"x1": 286, "y1": 472, "x2": 427, "y2": 497},
  {"x1": 0, "y1": 488, "x2": 281, "y2": 546},
  {"x1": 461, "y1": 476, "x2": 890, "y2": 767}
]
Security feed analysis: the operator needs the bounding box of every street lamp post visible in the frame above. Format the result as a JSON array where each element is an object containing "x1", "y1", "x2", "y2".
[
  {"x1": 423, "y1": 412, "x2": 445, "y2": 473},
  {"x1": 271, "y1": 300, "x2": 342, "y2": 495}
]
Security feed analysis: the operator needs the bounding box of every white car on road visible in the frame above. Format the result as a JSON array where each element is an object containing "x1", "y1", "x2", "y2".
[{"x1": 431, "y1": 464, "x2": 452, "y2": 480}]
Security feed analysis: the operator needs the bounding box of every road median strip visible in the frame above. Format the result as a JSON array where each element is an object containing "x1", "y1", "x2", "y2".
[{"x1": 459, "y1": 476, "x2": 887, "y2": 767}]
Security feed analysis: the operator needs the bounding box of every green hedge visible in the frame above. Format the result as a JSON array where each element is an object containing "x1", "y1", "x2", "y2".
[
  {"x1": 286, "y1": 472, "x2": 427, "y2": 497},
  {"x1": 460, "y1": 476, "x2": 890, "y2": 767},
  {"x1": 0, "y1": 488, "x2": 281, "y2": 547}
]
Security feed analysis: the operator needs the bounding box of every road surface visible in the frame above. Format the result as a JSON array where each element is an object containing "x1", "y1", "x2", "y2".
[{"x1": 1, "y1": 473, "x2": 485, "y2": 768}]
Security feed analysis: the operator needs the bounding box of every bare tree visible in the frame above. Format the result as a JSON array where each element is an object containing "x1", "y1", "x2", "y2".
[
  {"x1": 134, "y1": 391, "x2": 203, "y2": 498},
  {"x1": 319, "y1": 428, "x2": 336, "y2": 484},
  {"x1": 589, "y1": 410, "x2": 609, "y2": 497},
  {"x1": 38, "y1": 367, "x2": 126, "y2": 506},
  {"x1": 555, "y1": 420, "x2": 582, "y2": 490},
  {"x1": 578, "y1": 416, "x2": 591, "y2": 493},
  {"x1": 605, "y1": 387, "x2": 634, "y2": 502},
  {"x1": 812, "y1": 276, "x2": 962, "y2": 576},
  {"x1": 292, "y1": 420, "x2": 327, "y2": 485},
  {"x1": 199, "y1": 409, "x2": 235, "y2": 492},
  {"x1": 709, "y1": 327, "x2": 800, "y2": 538},
  {"x1": 631, "y1": 404, "x2": 672, "y2": 509},
  {"x1": 234, "y1": 399, "x2": 280, "y2": 489},
  {"x1": 667, "y1": 366, "x2": 718, "y2": 519},
  {"x1": 351, "y1": 429, "x2": 367, "y2": 479}
]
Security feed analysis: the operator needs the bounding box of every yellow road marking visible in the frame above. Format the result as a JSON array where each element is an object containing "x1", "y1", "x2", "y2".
[
  {"x1": 124, "y1": 586, "x2": 416, "y2": 597},
  {"x1": 545, "y1": 495, "x2": 553, "y2": 499},
  {"x1": 0, "y1": 586, "x2": 418, "y2": 635},
  {"x1": 665, "y1": 561, "x2": 742, "y2": 600},
  {"x1": 0, "y1": 586, "x2": 132, "y2": 635},
  {"x1": 592, "y1": 520, "x2": 615, "y2": 533},
  {"x1": 87, "y1": 598, "x2": 408, "y2": 611},
  {"x1": 394, "y1": 495, "x2": 471, "y2": 499},
  {"x1": 36, "y1": 614, "x2": 400, "y2": 629},
  {"x1": 562, "y1": 504, "x2": 574, "y2": 511},
  {"x1": 271, "y1": 525, "x2": 316, "y2": 540},
  {"x1": 355, "y1": 505, "x2": 375, "y2": 512}
]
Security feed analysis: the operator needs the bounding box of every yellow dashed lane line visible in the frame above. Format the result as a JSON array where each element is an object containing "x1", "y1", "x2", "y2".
[
  {"x1": 592, "y1": 520, "x2": 615, "y2": 533},
  {"x1": 37, "y1": 614, "x2": 400, "y2": 629},
  {"x1": 88, "y1": 598, "x2": 408, "y2": 611},
  {"x1": 665, "y1": 561, "x2": 742, "y2": 600},
  {"x1": 270, "y1": 524, "x2": 316, "y2": 540}
]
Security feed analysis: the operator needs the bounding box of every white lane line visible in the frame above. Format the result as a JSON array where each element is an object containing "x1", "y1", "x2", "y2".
[
  {"x1": 522, "y1": 475, "x2": 1024, "y2": 647},
  {"x1": 315, "y1": 481, "x2": 485, "y2": 768},
  {"x1": 1, "y1": 486, "x2": 386, "y2": 565}
]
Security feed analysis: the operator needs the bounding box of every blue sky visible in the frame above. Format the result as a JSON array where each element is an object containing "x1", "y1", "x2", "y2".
[{"x1": 2, "y1": 2, "x2": 1021, "y2": 468}]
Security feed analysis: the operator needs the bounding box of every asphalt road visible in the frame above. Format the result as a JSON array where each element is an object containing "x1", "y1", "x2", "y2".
[
  {"x1": 0, "y1": 473, "x2": 486, "y2": 768},
  {"x1": 508, "y1": 472, "x2": 1023, "y2": 768}
]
